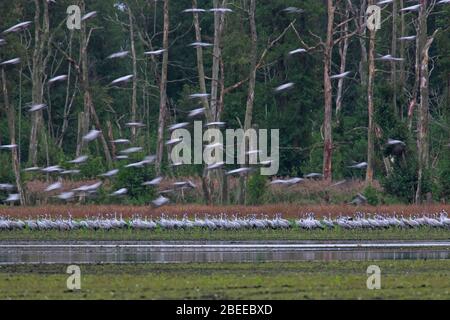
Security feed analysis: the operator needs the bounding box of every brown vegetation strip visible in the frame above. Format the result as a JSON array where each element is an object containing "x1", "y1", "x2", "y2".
[{"x1": 0, "y1": 204, "x2": 449, "y2": 219}]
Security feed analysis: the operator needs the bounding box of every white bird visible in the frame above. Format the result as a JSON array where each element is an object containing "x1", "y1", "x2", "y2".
[
  {"x1": 152, "y1": 196, "x2": 170, "y2": 207},
  {"x1": 304, "y1": 173, "x2": 323, "y2": 179},
  {"x1": 348, "y1": 162, "x2": 368, "y2": 169},
  {"x1": 115, "y1": 155, "x2": 129, "y2": 160},
  {"x1": 41, "y1": 165, "x2": 63, "y2": 173},
  {"x1": 209, "y1": 8, "x2": 233, "y2": 13},
  {"x1": 285, "y1": 177, "x2": 304, "y2": 185},
  {"x1": 182, "y1": 8, "x2": 206, "y2": 13},
  {"x1": 0, "y1": 58, "x2": 21, "y2": 66},
  {"x1": 205, "y1": 143, "x2": 223, "y2": 151},
  {"x1": 188, "y1": 108, "x2": 205, "y2": 118},
  {"x1": 5, "y1": 194, "x2": 20, "y2": 202},
  {"x1": 188, "y1": 42, "x2": 213, "y2": 48},
  {"x1": 125, "y1": 122, "x2": 145, "y2": 128},
  {"x1": 289, "y1": 48, "x2": 307, "y2": 55},
  {"x1": 226, "y1": 167, "x2": 254, "y2": 175},
  {"x1": 23, "y1": 167, "x2": 40, "y2": 172},
  {"x1": 99, "y1": 169, "x2": 119, "y2": 177},
  {"x1": 282, "y1": 7, "x2": 304, "y2": 13},
  {"x1": 376, "y1": 54, "x2": 404, "y2": 62},
  {"x1": 28, "y1": 104, "x2": 47, "y2": 112},
  {"x1": 110, "y1": 75, "x2": 133, "y2": 85},
  {"x1": 48, "y1": 75, "x2": 68, "y2": 84},
  {"x1": 56, "y1": 192, "x2": 75, "y2": 200},
  {"x1": 83, "y1": 129, "x2": 101, "y2": 142},
  {"x1": 189, "y1": 93, "x2": 210, "y2": 99},
  {"x1": 205, "y1": 122, "x2": 226, "y2": 127},
  {"x1": 165, "y1": 138, "x2": 183, "y2": 146},
  {"x1": 330, "y1": 71, "x2": 351, "y2": 80},
  {"x1": 168, "y1": 122, "x2": 189, "y2": 131},
  {"x1": 3, "y1": 21, "x2": 32, "y2": 34},
  {"x1": 207, "y1": 162, "x2": 225, "y2": 170},
  {"x1": 111, "y1": 139, "x2": 130, "y2": 144},
  {"x1": 438, "y1": 0, "x2": 450, "y2": 4},
  {"x1": 144, "y1": 49, "x2": 166, "y2": 56},
  {"x1": 61, "y1": 169, "x2": 80, "y2": 175},
  {"x1": 81, "y1": 11, "x2": 97, "y2": 21},
  {"x1": 400, "y1": 4, "x2": 421, "y2": 12},
  {"x1": 73, "y1": 181, "x2": 102, "y2": 193},
  {"x1": 387, "y1": 138, "x2": 406, "y2": 146},
  {"x1": 142, "y1": 176, "x2": 163, "y2": 186},
  {"x1": 45, "y1": 182, "x2": 62, "y2": 192},
  {"x1": 377, "y1": 0, "x2": 393, "y2": 5},
  {"x1": 398, "y1": 36, "x2": 416, "y2": 41},
  {"x1": 69, "y1": 155, "x2": 89, "y2": 164},
  {"x1": 274, "y1": 82, "x2": 294, "y2": 92},
  {"x1": 120, "y1": 147, "x2": 143, "y2": 154},
  {"x1": 106, "y1": 51, "x2": 129, "y2": 59},
  {"x1": 0, "y1": 144, "x2": 18, "y2": 150},
  {"x1": 111, "y1": 188, "x2": 127, "y2": 196},
  {"x1": 0, "y1": 183, "x2": 14, "y2": 190}
]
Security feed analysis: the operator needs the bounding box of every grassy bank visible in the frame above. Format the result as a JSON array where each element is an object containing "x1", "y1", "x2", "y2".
[
  {"x1": 0, "y1": 226, "x2": 449, "y2": 241},
  {"x1": 0, "y1": 260, "x2": 449, "y2": 299}
]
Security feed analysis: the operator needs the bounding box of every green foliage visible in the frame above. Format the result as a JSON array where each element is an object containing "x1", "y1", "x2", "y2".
[
  {"x1": 246, "y1": 174, "x2": 267, "y2": 205},
  {"x1": 79, "y1": 157, "x2": 106, "y2": 180},
  {"x1": 363, "y1": 185, "x2": 380, "y2": 206},
  {"x1": 435, "y1": 148, "x2": 450, "y2": 202},
  {"x1": 112, "y1": 166, "x2": 156, "y2": 204}
]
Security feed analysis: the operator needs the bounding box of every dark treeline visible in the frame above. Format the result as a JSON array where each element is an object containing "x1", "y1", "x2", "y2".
[{"x1": 0, "y1": 0, "x2": 449, "y2": 206}]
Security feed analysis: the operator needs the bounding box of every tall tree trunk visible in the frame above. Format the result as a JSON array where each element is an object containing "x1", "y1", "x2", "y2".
[
  {"x1": 335, "y1": 4, "x2": 349, "y2": 121},
  {"x1": 29, "y1": 0, "x2": 50, "y2": 166},
  {"x1": 1, "y1": 68, "x2": 26, "y2": 205},
  {"x1": 322, "y1": 0, "x2": 335, "y2": 182},
  {"x1": 415, "y1": 0, "x2": 436, "y2": 203},
  {"x1": 366, "y1": 0, "x2": 376, "y2": 184},
  {"x1": 210, "y1": 0, "x2": 227, "y2": 121},
  {"x1": 399, "y1": 0, "x2": 406, "y2": 119},
  {"x1": 156, "y1": 0, "x2": 170, "y2": 174},
  {"x1": 128, "y1": 6, "x2": 138, "y2": 142},
  {"x1": 77, "y1": 0, "x2": 112, "y2": 166},
  {"x1": 238, "y1": 0, "x2": 257, "y2": 204},
  {"x1": 391, "y1": 0, "x2": 398, "y2": 117},
  {"x1": 192, "y1": 0, "x2": 210, "y2": 114},
  {"x1": 358, "y1": 0, "x2": 368, "y2": 86}
]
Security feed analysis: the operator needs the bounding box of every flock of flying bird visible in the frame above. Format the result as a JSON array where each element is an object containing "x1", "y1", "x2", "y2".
[
  {"x1": 0, "y1": 2, "x2": 449, "y2": 206},
  {"x1": 0, "y1": 211, "x2": 449, "y2": 231}
]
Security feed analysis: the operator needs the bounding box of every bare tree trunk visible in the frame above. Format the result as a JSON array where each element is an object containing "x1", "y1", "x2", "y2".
[
  {"x1": 155, "y1": 0, "x2": 170, "y2": 174},
  {"x1": 210, "y1": 0, "x2": 227, "y2": 121},
  {"x1": 128, "y1": 6, "x2": 138, "y2": 142},
  {"x1": 192, "y1": 0, "x2": 210, "y2": 113},
  {"x1": 77, "y1": 0, "x2": 112, "y2": 166},
  {"x1": 322, "y1": 0, "x2": 335, "y2": 183},
  {"x1": 358, "y1": 0, "x2": 368, "y2": 86},
  {"x1": 399, "y1": 0, "x2": 406, "y2": 119},
  {"x1": 335, "y1": 5, "x2": 349, "y2": 121},
  {"x1": 415, "y1": 1, "x2": 436, "y2": 203},
  {"x1": 237, "y1": 0, "x2": 258, "y2": 205},
  {"x1": 1, "y1": 68, "x2": 26, "y2": 205},
  {"x1": 366, "y1": 16, "x2": 376, "y2": 184},
  {"x1": 29, "y1": 0, "x2": 50, "y2": 166},
  {"x1": 391, "y1": 0, "x2": 398, "y2": 117}
]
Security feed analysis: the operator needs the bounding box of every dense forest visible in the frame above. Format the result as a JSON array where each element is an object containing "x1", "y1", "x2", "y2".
[{"x1": 0, "y1": 0, "x2": 449, "y2": 206}]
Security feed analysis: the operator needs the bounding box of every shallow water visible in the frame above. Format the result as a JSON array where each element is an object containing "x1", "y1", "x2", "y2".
[{"x1": 0, "y1": 241, "x2": 449, "y2": 264}]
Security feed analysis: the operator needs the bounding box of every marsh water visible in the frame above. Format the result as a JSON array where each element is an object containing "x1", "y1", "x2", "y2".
[{"x1": 0, "y1": 241, "x2": 449, "y2": 264}]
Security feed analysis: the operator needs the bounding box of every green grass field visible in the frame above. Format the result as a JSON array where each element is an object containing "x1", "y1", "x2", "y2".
[
  {"x1": 0, "y1": 261, "x2": 449, "y2": 299},
  {"x1": 0, "y1": 226, "x2": 449, "y2": 241}
]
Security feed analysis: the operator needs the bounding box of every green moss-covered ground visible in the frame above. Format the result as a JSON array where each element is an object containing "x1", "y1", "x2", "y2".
[{"x1": 0, "y1": 261, "x2": 449, "y2": 299}]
